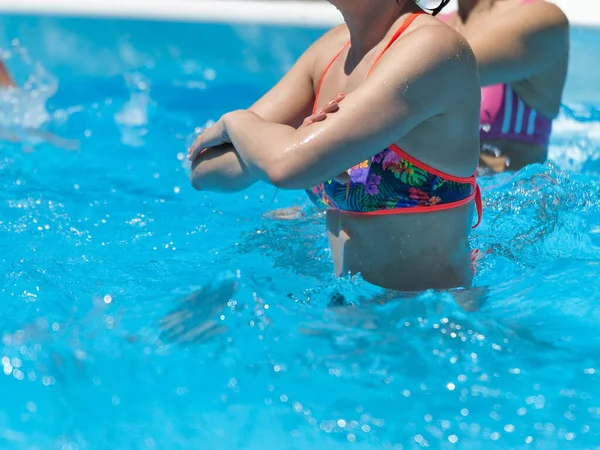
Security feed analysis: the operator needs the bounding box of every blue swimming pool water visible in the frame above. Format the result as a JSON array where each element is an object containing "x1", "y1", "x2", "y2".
[{"x1": 1, "y1": 15, "x2": 600, "y2": 449}]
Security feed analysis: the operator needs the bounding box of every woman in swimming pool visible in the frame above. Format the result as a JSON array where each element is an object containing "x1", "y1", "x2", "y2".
[
  {"x1": 439, "y1": 0, "x2": 569, "y2": 172},
  {"x1": 187, "y1": 0, "x2": 482, "y2": 292}
]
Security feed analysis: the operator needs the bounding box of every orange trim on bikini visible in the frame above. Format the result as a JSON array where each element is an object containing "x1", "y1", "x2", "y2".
[
  {"x1": 388, "y1": 143, "x2": 482, "y2": 228},
  {"x1": 335, "y1": 184, "x2": 482, "y2": 229},
  {"x1": 366, "y1": 12, "x2": 423, "y2": 77},
  {"x1": 314, "y1": 12, "x2": 423, "y2": 114},
  {"x1": 312, "y1": 11, "x2": 483, "y2": 228},
  {"x1": 313, "y1": 42, "x2": 350, "y2": 115}
]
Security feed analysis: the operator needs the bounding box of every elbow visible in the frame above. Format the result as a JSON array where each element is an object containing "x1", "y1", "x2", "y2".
[
  {"x1": 189, "y1": 158, "x2": 205, "y2": 191},
  {"x1": 265, "y1": 166, "x2": 293, "y2": 189},
  {"x1": 190, "y1": 171, "x2": 203, "y2": 191},
  {"x1": 264, "y1": 163, "x2": 307, "y2": 190}
]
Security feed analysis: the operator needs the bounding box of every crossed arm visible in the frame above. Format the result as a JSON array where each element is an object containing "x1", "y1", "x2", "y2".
[
  {"x1": 188, "y1": 30, "x2": 324, "y2": 193},
  {"x1": 191, "y1": 25, "x2": 478, "y2": 191},
  {"x1": 189, "y1": 96, "x2": 343, "y2": 192}
]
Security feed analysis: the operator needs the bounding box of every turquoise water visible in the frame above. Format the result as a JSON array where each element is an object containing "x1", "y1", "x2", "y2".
[{"x1": 1, "y1": 16, "x2": 600, "y2": 449}]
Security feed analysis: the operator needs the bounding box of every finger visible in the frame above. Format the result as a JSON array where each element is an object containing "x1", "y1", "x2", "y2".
[
  {"x1": 322, "y1": 102, "x2": 340, "y2": 114},
  {"x1": 311, "y1": 110, "x2": 327, "y2": 121},
  {"x1": 187, "y1": 139, "x2": 201, "y2": 160},
  {"x1": 302, "y1": 114, "x2": 319, "y2": 127},
  {"x1": 188, "y1": 134, "x2": 201, "y2": 153},
  {"x1": 188, "y1": 134, "x2": 205, "y2": 161},
  {"x1": 302, "y1": 111, "x2": 326, "y2": 127},
  {"x1": 321, "y1": 94, "x2": 344, "y2": 114}
]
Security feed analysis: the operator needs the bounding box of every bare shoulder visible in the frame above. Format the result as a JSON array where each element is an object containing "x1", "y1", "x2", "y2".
[
  {"x1": 322, "y1": 23, "x2": 350, "y2": 42},
  {"x1": 389, "y1": 19, "x2": 478, "y2": 79},
  {"x1": 305, "y1": 24, "x2": 349, "y2": 57},
  {"x1": 513, "y1": 0, "x2": 569, "y2": 34},
  {"x1": 308, "y1": 24, "x2": 350, "y2": 67},
  {"x1": 280, "y1": 24, "x2": 349, "y2": 85},
  {"x1": 524, "y1": 0, "x2": 569, "y2": 25},
  {"x1": 366, "y1": 19, "x2": 479, "y2": 116}
]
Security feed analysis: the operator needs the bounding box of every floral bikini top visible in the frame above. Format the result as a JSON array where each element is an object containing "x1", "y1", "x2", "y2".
[{"x1": 306, "y1": 12, "x2": 482, "y2": 228}]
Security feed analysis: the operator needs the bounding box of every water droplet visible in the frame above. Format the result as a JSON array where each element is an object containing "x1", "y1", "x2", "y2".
[{"x1": 203, "y1": 68, "x2": 217, "y2": 80}]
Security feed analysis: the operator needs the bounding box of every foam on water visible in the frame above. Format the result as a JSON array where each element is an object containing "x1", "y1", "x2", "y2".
[
  {"x1": 1, "y1": 30, "x2": 600, "y2": 450},
  {"x1": 0, "y1": 41, "x2": 56, "y2": 134}
]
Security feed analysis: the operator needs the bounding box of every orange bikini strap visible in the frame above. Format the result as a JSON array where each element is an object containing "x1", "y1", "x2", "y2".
[
  {"x1": 473, "y1": 184, "x2": 482, "y2": 228},
  {"x1": 313, "y1": 11, "x2": 424, "y2": 113},
  {"x1": 389, "y1": 143, "x2": 482, "y2": 228},
  {"x1": 313, "y1": 42, "x2": 350, "y2": 114},
  {"x1": 367, "y1": 12, "x2": 424, "y2": 77}
]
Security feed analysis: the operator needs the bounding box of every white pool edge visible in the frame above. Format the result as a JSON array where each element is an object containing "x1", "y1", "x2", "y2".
[
  {"x1": 0, "y1": 0, "x2": 596, "y2": 28},
  {"x1": 0, "y1": 0, "x2": 341, "y2": 27}
]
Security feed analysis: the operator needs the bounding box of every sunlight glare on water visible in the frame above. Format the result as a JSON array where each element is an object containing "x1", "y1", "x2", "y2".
[{"x1": 0, "y1": 18, "x2": 599, "y2": 449}]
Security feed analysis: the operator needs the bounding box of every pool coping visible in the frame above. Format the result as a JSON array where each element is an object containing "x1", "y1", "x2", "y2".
[{"x1": 0, "y1": 0, "x2": 596, "y2": 28}]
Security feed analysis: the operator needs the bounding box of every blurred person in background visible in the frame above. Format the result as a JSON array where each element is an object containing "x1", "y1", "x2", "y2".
[{"x1": 439, "y1": 0, "x2": 569, "y2": 172}]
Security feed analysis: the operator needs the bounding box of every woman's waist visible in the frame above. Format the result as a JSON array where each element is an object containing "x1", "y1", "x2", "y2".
[
  {"x1": 327, "y1": 202, "x2": 475, "y2": 236},
  {"x1": 328, "y1": 210, "x2": 474, "y2": 290}
]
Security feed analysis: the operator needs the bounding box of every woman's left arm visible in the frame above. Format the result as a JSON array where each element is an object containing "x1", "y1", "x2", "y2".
[
  {"x1": 200, "y1": 26, "x2": 477, "y2": 190},
  {"x1": 467, "y1": 1, "x2": 569, "y2": 86}
]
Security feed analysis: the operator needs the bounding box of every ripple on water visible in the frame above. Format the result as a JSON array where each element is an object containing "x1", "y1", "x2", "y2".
[{"x1": 1, "y1": 43, "x2": 600, "y2": 448}]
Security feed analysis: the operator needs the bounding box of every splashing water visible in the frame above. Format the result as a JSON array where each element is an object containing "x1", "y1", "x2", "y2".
[
  {"x1": 1, "y1": 19, "x2": 600, "y2": 449},
  {"x1": 0, "y1": 40, "x2": 57, "y2": 130}
]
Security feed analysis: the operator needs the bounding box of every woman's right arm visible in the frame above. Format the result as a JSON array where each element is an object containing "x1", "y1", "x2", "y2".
[
  {"x1": 190, "y1": 96, "x2": 343, "y2": 192},
  {"x1": 189, "y1": 30, "x2": 335, "y2": 192}
]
